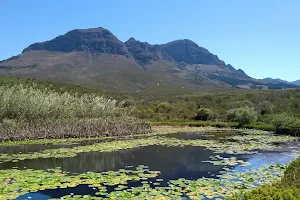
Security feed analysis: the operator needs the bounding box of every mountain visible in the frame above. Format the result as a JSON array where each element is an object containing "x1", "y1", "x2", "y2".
[
  {"x1": 23, "y1": 28, "x2": 131, "y2": 56},
  {"x1": 0, "y1": 27, "x2": 299, "y2": 94},
  {"x1": 261, "y1": 78, "x2": 288, "y2": 83},
  {"x1": 260, "y1": 78, "x2": 300, "y2": 89},
  {"x1": 292, "y1": 80, "x2": 300, "y2": 86}
]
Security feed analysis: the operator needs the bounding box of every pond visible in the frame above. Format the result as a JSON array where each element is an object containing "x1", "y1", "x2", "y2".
[{"x1": 0, "y1": 129, "x2": 299, "y2": 199}]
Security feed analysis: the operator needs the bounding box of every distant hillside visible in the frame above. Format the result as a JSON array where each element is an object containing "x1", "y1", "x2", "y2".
[
  {"x1": 292, "y1": 80, "x2": 300, "y2": 86},
  {"x1": 260, "y1": 78, "x2": 300, "y2": 89},
  {"x1": 0, "y1": 27, "x2": 298, "y2": 93}
]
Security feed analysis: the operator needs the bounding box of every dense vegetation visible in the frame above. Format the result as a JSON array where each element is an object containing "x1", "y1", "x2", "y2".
[
  {"x1": 0, "y1": 76, "x2": 299, "y2": 199},
  {"x1": 1, "y1": 76, "x2": 300, "y2": 137},
  {"x1": 132, "y1": 89, "x2": 300, "y2": 135},
  {"x1": 0, "y1": 82, "x2": 150, "y2": 141},
  {"x1": 230, "y1": 157, "x2": 300, "y2": 200}
]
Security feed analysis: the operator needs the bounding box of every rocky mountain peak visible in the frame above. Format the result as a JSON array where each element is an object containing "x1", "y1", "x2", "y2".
[
  {"x1": 22, "y1": 27, "x2": 130, "y2": 56},
  {"x1": 161, "y1": 39, "x2": 225, "y2": 65}
]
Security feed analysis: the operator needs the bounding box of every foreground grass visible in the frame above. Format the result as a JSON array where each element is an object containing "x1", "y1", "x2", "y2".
[
  {"x1": 230, "y1": 157, "x2": 300, "y2": 200},
  {"x1": 0, "y1": 85, "x2": 150, "y2": 141}
]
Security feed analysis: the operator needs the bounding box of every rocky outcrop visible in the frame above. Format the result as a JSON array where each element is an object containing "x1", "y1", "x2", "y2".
[{"x1": 23, "y1": 27, "x2": 130, "y2": 56}]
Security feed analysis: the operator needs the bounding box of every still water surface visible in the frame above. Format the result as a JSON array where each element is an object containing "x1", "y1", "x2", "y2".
[{"x1": 0, "y1": 132, "x2": 297, "y2": 199}]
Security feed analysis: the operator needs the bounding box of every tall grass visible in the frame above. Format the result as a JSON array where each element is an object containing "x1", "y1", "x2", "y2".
[{"x1": 0, "y1": 85, "x2": 151, "y2": 141}]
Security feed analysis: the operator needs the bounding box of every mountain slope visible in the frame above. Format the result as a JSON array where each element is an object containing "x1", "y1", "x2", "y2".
[
  {"x1": 292, "y1": 80, "x2": 300, "y2": 86},
  {"x1": 0, "y1": 27, "x2": 298, "y2": 93}
]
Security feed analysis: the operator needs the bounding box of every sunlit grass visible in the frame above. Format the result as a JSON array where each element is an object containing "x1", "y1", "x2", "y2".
[{"x1": 0, "y1": 84, "x2": 150, "y2": 141}]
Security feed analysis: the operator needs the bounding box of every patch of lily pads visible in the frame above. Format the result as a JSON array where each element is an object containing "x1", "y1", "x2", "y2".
[
  {"x1": 0, "y1": 129, "x2": 299, "y2": 199},
  {"x1": 1, "y1": 163, "x2": 286, "y2": 200},
  {"x1": 203, "y1": 155, "x2": 251, "y2": 166},
  {"x1": 0, "y1": 165, "x2": 160, "y2": 199},
  {"x1": 0, "y1": 130, "x2": 297, "y2": 164}
]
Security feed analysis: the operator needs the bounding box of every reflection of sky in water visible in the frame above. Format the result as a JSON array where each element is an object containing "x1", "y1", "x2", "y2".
[
  {"x1": 234, "y1": 152, "x2": 296, "y2": 172},
  {"x1": 17, "y1": 193, "x2": 50, "y2": 200}
]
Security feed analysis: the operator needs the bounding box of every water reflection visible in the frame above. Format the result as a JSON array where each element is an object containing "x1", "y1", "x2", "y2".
[{"x1": 0, "y1": 145, "x2": 233, "y2": 180}]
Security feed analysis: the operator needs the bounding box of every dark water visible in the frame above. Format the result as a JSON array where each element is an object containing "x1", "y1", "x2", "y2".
[
  {"x1": 0, "y1": 138, "x2": 123, "y2": 154},
  {"x1": 0, "y1": 132, "x2": 297, "y2": 200}
]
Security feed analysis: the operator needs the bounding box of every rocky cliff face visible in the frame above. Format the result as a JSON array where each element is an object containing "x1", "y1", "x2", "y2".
[
  {"x1": 124, "y1": 38, "x2": 161, "y2": 65},
  {"x1": 161, "y1": 39, "x2": 225, "y2": 66},
  {"x1": 23, "y1": 28, "x2": 231, "y2": 69},
  {"x1": 23, "y1": 27, "x2": 130, "y2": 56}
]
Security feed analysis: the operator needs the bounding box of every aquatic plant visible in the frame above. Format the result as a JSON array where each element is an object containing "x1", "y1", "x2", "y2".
[
  {"x1": 0, "y1": 163, "x2": 287, "y2": 199},
  {"x1": 0, "y1": 130, "x2": 296, "y2": 164},
  {"x1": 203, "y1": 155, "x2": 251, "y2": 166},
  {"x1": 0, "y1": 166, "x2": 160, "y2": 199}
]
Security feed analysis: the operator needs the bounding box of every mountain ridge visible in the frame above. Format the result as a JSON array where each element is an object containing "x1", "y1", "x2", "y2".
[{"x1": 1, "y1": 27, "x2": 299, "y2": 93}]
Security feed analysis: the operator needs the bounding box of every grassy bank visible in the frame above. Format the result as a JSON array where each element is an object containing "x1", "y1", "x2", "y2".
[
  {"x1": 0, "y1": 84, "x2": 150, "y2": 141},
  {"x1": 151, "y1": 120, "x2": 239, "y2": 128},
  {"x1": 230, "y1": 157, "x2": 300, "y2": 200},
  {"x1": 0, "y1": 125, "x2": 228, "y2": 146},
  {"x1": 150, "y1": 120, "x2": 277, "y2": 131},
  {"x1": 151, "y1": 120, "x2": 300, "y2": 136}
]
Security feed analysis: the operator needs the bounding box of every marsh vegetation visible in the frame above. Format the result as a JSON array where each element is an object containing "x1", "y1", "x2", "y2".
[
  {"x1": 0, "y1": 84, "x2": 150, "y2": 141},
  {"x1": 0, "y1": 77, "x2": 299, "y2": 199}
]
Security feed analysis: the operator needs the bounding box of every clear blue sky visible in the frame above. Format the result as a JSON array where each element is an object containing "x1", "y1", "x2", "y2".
[{"x1": 1, "y1": 0, "x2": 299, "y2": 81}]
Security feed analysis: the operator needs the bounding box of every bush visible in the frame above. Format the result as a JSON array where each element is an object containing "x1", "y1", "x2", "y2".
[
  {"x1": 234, "y1": 185, "x2": 300, "y2": 200},
  {"x1": 258, "y1": 101, "x2": 275, "y2": 115},
  {"x1": 229, "y1": 158, "x2": 300, "y2": 200},
  {"x1": 282, "y1": 157, "x2": 300, "y2": 187},
  {"x1": 236, "y1": 100, "x2": 253, "y2": 108},
  {"x1": 194, "y1": 108, "x2": 214, "y2": 121},
  {"x1": 156, "y1": 102, "x2": 172, "y2": 113},
  {"x1": 227, "y1": 107, "x2": 258, "y2": 125},
  {"x1": 271, "y1": 113, "x2": 300, "y2": 136}
]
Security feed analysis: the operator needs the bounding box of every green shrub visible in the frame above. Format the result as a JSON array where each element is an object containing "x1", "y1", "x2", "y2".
[
  {"x1": 271, "y1": 113, "x2": 300, "y2": 136},
  {"x1": 282, "y1": 158, "x2": 300, "y2": 187},
  {"x1": 233, "y1": 185, "x2": 300, "y2": 200},
  {"x1": 194, "y1": 108, "x2": 214, "y2": 121},
  {"x1": 229, "y1": 157, "x2": 300, "y2": 200},
  {"x1": 156, "y1": 102, "x2": 172, "y2": 113},
  {"x1": 227, "y1": 107, "x2": 258, "y2": 125},
  {"x1": 258, "y1": 101, "x2": 275, "y2": 115},
  {"x1": 236, "y1": 100, "x2": 253, "y2": 108}
]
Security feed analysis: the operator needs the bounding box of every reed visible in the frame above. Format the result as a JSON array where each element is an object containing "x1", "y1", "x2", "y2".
[{"x1": 0, "y1": 85, "x2": 151, "y2": 141}]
